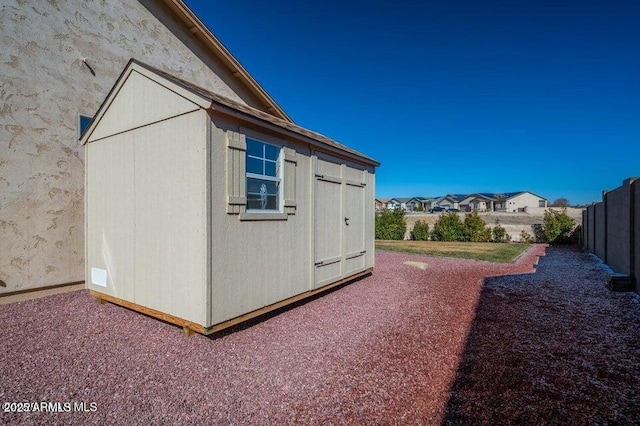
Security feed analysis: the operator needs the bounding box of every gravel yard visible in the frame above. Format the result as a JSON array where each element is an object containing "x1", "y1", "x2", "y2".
[{"x1": 1, "y1": 245, "x2": 639, "y2": 425}]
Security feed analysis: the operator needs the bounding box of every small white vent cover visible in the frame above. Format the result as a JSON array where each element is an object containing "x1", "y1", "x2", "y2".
[{"x1": 91, "y1": 268, "x2": 107, "y2": 287}]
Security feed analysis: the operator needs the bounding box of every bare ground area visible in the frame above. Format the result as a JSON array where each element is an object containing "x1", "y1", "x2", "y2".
[
  {"x1": 1, "y1": 246, "x2": 639, "y2": 425},
  {"x1": 444, "y1": 247, "x2": 640, "y2": 425}
]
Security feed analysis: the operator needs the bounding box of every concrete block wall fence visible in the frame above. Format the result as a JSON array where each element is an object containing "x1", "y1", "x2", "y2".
[{"x1": 582, "y1": 177, "x2": 638, "y2": 292}]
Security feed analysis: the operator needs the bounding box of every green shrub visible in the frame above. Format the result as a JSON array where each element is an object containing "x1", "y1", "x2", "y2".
[
  {"x1": 519, "y1": 230, "x2": 534, "y2": 244},
  {"x1": 531, "y1": 224, "x2": 545, "y2": 242},
  {"x1": 463, "y1": 211, "x2": 492, "y2": 242},
  {"x1": 492, "y1": 224, "x2": 511, "y2": 243},
  {"x1": 431, "y1": 212, "x2": 466, "y2": 241},
  {"x1": 375, "y1": 208, "x2": 407, "y2": 240},
  {"x1": 542, "y1": 208, "x2": 576, "y2": 244},
  {"x1": 410, "y1": 220, "x2": 430, "y2": 241}
]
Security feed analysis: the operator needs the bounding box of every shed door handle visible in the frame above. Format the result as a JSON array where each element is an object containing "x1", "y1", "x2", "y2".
[{"x1": 344, "y1": 217, "x2": 349, "y2": 226}]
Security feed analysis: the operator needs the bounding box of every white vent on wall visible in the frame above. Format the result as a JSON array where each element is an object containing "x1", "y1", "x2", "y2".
[{"x1": 91, "y1": 268, "x2": 107, "y2": 287}]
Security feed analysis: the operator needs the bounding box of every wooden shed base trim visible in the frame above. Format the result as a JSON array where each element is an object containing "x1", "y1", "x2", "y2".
[
  {"x1": 89, "y1": 268, "x2": 372, "y2": 336},
  {"x1": 89, "y1": 290, "x2": 209, "y2": 335}
]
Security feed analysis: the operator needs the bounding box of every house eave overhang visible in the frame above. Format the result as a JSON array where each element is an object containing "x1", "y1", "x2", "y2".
[{"x1": 160, "y1": 0, "x2": 293, "y2": 123}]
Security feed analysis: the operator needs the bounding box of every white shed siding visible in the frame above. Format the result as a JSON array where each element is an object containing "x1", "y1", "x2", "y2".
[
  {"x1": 85, "y1": 71, "x2": 209, "y2": 324},
  {"x1": 209, "y1": 120, "x2": 313, "y2": 324},
  {"x1": 132, "y1": 111, "x2": 208, "y2": 325},
  {"x1": 86, "y1": 135, "x2": 135, "y2": 302},
  {"x1": 87, "y1": 110, "x2": 209, "y2": 325}
]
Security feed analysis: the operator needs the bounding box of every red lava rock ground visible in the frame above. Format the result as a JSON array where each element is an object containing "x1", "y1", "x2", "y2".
[{"x1": 1, "y1": 245, "x2": 639, "y2": 425}]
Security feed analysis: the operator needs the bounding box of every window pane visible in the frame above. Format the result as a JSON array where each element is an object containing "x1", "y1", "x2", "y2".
[
  {"x1": 79, "y1": 115, "x2": 92, "y2": 137},
  {"x1": 246, "y1": 139, "x2": 263, "y2": 158},
  {"x1": 247, "y1": 195, "x2": 262, "y2": 210},
  {"x1": 247, "y1": 157, "x2": 263, "y2": 175},
  {"x1": 247, "y1": 194, "x2": 278, "y2": 210},
  {"x1": 247, "y1": 178, "x2": 278, "y2": 195},
  {"x1": 264, "y1": 144, "x2": 280, "y2": 161},
  {"x1": 264, "y1": 195, "x2": 278, "y2": 210},
  {"x1": 245, "y1": 139, "x2": 281, "y2": 211},
  {"x1": 264, "y1": 160, "x2": 276, "y2": 177}
]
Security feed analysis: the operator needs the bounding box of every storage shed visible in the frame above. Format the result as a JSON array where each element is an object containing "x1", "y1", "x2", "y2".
[{"x1": 80, "y1": 60, "x2": 378, "y2": 335}]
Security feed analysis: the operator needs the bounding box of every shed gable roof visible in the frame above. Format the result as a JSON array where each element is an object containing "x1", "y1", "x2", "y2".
[
  {"x1": 81, "y1": 59, "x2": 379, "y2": 166},
  {"x1": 87, "y1": 69, "x2": 201, "y2": 142}
]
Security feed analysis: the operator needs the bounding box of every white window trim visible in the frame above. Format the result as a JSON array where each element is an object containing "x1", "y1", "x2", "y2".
[{"x1": 245, "y1": 138, "x2": 284, "y2": 214}]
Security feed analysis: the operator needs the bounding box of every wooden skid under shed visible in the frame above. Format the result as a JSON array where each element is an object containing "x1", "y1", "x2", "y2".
[{"x1": 90, "y1": 268, "x2": 373, "y2": 335}]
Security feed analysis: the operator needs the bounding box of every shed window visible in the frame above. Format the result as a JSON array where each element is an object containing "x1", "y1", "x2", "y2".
[{"x1": 246, "y1": 139, "x2": 282, "y2": 211}]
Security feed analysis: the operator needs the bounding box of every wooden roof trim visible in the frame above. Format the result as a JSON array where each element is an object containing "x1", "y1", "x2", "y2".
[{"x1": 161, "y1": 0, "x2": 292, "y2": 122}]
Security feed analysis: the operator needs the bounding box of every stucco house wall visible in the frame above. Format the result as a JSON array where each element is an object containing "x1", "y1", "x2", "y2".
[{"x1": 0, "y1": 0, "x2": 275, "y2": 293}]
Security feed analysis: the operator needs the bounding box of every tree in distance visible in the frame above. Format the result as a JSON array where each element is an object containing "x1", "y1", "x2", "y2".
[{"x1": 551, "y1": 198, "x2": 570, "y2": 207}]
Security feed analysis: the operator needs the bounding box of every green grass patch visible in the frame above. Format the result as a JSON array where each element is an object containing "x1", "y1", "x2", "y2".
[{"x1": 375, "y1": 240, "x2": 531, "y2": 263}]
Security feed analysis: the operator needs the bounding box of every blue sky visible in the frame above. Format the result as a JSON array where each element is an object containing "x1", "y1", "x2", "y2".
[{"x1": 185, "y1": 0, "x2": 639, "y2": 205}]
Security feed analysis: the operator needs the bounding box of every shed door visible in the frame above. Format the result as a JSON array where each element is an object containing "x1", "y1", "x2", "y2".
[
  {"x1": 343, "y1": 180, "x2": 366, "y2": 275},
  {"x1": 313, "y1": 155, "x2": 367, "y2": 288},
  {"x1": 314, "y1": 167, "x2": 343, "y2": 288}
]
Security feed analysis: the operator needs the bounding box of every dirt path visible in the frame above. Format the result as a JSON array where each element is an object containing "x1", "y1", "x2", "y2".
[{"x1": 1, "y1": 246, "x2": 638, "y2": 424}]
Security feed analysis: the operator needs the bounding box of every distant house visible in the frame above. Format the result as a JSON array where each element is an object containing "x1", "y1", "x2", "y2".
[
  {"x1": 381, "y1": 191, "x2": 547, "y2": 213},
  {"x1": 375, "y1": 198, "x2": 390, "y2": 211},
  {"x1": 413, "y1": 197, "x2": 437, "y2": 211},
  {"x1": 460, "y1": 194, "x2": 495, "y2": 212},
  {"x1": 406, "y1": 197, "x2": 430, "y2": 211},
  {"x1": 500, "y1": 191, "x2": 547, "y2": 212},
  {"x1": 466, "y1": 192, "x2": 548, "y2": 212},
  {"x1": 435, "y1": 194, "x2": 466, "y2": 210},
  {"x1": 387, "y1": 198, "x2": 412, "y2": 210}
]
